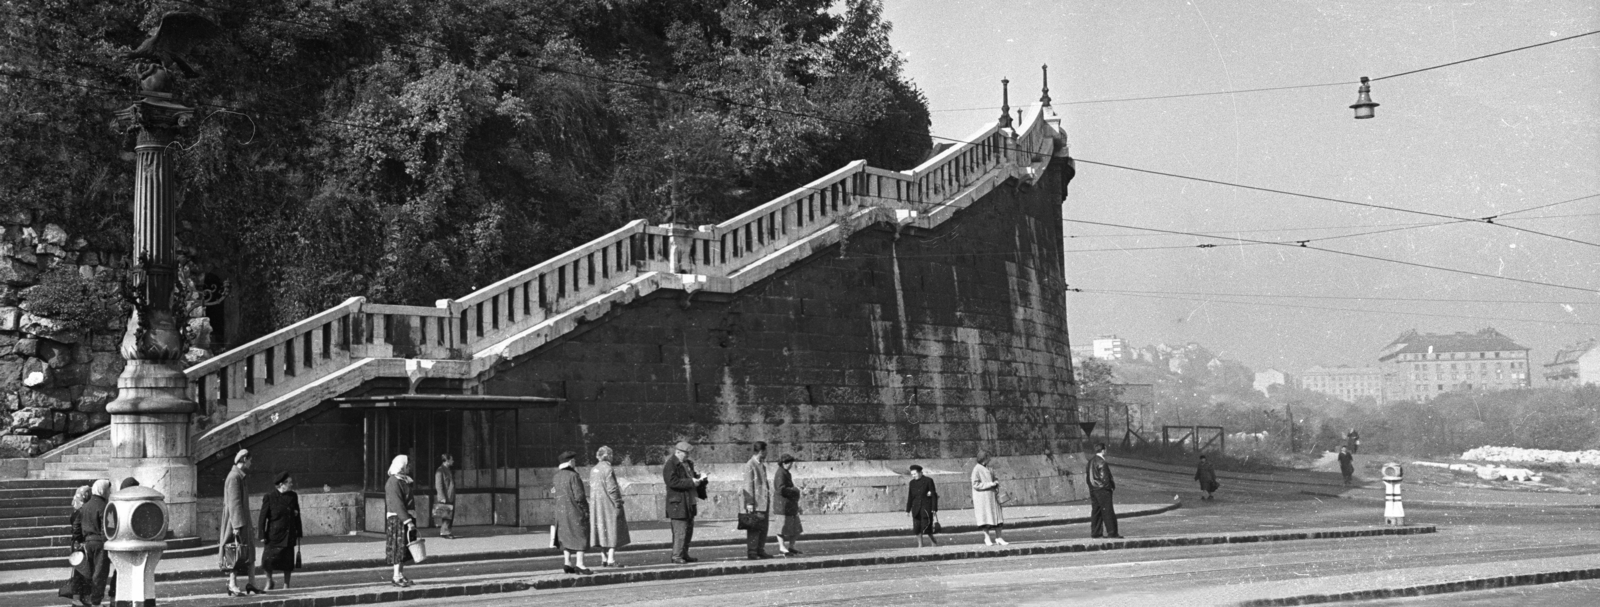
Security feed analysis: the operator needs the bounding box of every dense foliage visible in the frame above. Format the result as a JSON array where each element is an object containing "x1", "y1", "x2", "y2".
[{"x1": 0, "y1": 0, "x2": 930, "y2": 339}]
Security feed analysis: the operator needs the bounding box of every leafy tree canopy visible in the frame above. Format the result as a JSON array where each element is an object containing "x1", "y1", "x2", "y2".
[{"x1": 0, "y1": 0, "x2": 930, "y2": 338}]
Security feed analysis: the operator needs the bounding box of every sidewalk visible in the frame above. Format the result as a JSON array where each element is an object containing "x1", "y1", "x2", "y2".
[{"x1": 0, "y1": 501, "x2": 1178, "y2": 593}]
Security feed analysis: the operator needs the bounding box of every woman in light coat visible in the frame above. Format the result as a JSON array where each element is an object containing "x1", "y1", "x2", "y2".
[
  {"x1": 219, "y1": 450, "x2": 260, "y2": 595},
  {"x1": 588, "y1": 446, "x2": 630, "y2": 567},
  {"x1": 971, "y1": 451, "x2": 1008, "y2": 546},
  {"x1": 384, "y1": 454, "x2": 417, "y2": 587},
  {"x1": 552, "y1": 450, "x2": 592, "y2": 574}
]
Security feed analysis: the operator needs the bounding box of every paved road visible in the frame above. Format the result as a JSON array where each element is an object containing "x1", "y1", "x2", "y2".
[
  {"x1": 8, "y1": 458, "x2": 1596, "y2": 606},
  {"x1": 1352, "y1": 580, "x2": 1600, "y2": 606}
]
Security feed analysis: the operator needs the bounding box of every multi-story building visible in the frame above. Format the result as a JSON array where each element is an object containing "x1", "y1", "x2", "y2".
[
  {"x1": 1544, "y1": 339, "x2": 1600, "y2": 388},
  {"x1": 1299, "y1": 366, "x2": 1386, "y2": 404},
  {"x1": 1091, "y1": 335, "x2": 1127, "y2": 361},
  {"x1": 1253, "y1": 368, "x2": 1292, "y2": 397},
  {"x1": 1378, "y1": 328, "x2": 1531, "y2": 403}
]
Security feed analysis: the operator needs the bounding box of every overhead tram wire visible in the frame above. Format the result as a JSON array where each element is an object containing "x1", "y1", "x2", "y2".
[
  {"x1": 1066, "y1": 289, "x2": 1600, "y2": 327},
  {"x1": 1067, "y1": 211, "x2": 1599, "y2": 239},
  {"x1": 930, "y1": 29, "x2": 1600, "y2": 112},
  {"x1": 1075, "y1": 288, "x2": 1600, "y2": 306},
  {"x1": 1063, "y1": 218, "x2": 1599, "y2": 294},
  {"x1": 1070, "y1": 158, "x2": 1600, "y2": 249}
]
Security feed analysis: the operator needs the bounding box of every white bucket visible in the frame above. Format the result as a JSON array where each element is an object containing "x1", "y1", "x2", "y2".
[{"x1": 406, "y1": 539, "x2": 427, "y2": 563}]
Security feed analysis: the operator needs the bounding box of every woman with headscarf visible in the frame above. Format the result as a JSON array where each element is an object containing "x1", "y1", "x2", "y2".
[
  {"x1": 906, "y1": 464, "x2": 939, "y2": 548},
  {"x1": 258, "y1": 472, "x2": 303, "y2": 590},
  {"x1": 57, "y1": 485, "x2": 94, "y2": 606},
  {"x1": 588, "y1": 446, "x2": 629, "y2": 568},
  {"x1": 384, "y1": 454, "x2": 417, "y2": 587},
  {"x1": 74, "y1": 480, "x2": 113, "y2": 604},
  {"x1": 219, "y1": 450, "x2": 259, "y2": 596},
  {"x1": 553, "y1": 450, "x2": 592, "y2": 574},
  {"x1": 1195, "y1": 455, "x2": 1219, "y2": 500},
  {"x1": 971, "y1": 451, "x2": 1008, "y2": 546},
  {"x1": 771, "y1": 454, "x2": 803, "y2": 556}
]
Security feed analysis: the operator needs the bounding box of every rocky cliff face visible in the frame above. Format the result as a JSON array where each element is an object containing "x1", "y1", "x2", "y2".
[{"x1": 0, "y1": 212, "x2": 126, "y2": 457}]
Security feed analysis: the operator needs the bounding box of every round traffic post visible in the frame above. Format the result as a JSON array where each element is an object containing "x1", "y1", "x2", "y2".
[
  {"x1": 104, "y1": 485, "x2": 170, "y2": 606},
  {"x1": 1381, "y1": 462, "x2": 1405, "y2": 525}
]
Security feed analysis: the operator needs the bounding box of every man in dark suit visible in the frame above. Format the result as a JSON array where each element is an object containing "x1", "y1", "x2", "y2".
[
  {"x1": 1086, "y1": 442, "x2": 1122, "y2": 538},
  {"x1": 664, "y1": 440, "x2": 709, "y2": 564}
]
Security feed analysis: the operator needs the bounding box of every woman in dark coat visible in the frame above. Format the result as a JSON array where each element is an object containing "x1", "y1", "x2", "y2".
[
  {"x1": 258, "y1": 472, "x2": 303, "y2": 590},
  {"x1": 906, "y1": 465, "x2": 939, "y2": 547},
  {"x1": 552, "y1": 450, "x2": 592, "y2": 575},
  {"x1": 384, "y1": 454, "x2": 417, "y2": 587},
  {"x1": 771, "y1": 454, "x2": 803, "y2": 556},
  {"x1": 1195, "y1": 455, "x2": 1219, "y2": 500},
  {"x1": 58, "y1": 485, "x2": 93, "y2": 606}
]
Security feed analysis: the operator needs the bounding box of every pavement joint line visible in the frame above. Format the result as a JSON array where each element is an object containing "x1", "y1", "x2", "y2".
[
  {"x1": 0, "y1": 502, "x2": 1181, "y2": 593},
  {"x1": 105, "y1": 525, "x2": 1439, "y2": 607},
  {"x1": 1237, "y1": 565, "x2": 1600, "y2": 606}
]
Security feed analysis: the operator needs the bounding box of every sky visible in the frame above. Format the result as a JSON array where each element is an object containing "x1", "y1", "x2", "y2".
[{"x1": 883, "y1": 0, "x2": 1600, "y2": 379}]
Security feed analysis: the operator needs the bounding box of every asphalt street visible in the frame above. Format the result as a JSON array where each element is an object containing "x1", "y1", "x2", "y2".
[{"x1": 10, "y1": 458, "x2": 1597, "y2": 606}]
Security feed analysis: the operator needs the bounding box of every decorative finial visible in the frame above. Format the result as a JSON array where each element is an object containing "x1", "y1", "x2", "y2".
[
  {"x1": 1040, "y1": 64, "x2": 1052, "y2": 107},
  {"x1": 998, "y1": 78, "x2": 1012, "y2": 129}
]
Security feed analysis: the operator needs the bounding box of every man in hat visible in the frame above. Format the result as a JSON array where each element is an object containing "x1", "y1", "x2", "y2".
[
  {"x1": 1086, "y1": 443, "x2": 1121, "y2": 539},
  {"x1": 663, "y1": 441, "x2": 708, "y2": 564},
  {"x1": 220, "y1": 449, "x2": 260, "y2": 595}
]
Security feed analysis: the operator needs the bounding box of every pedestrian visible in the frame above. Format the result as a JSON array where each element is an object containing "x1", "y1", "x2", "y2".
[
  {"x1": 663, "y1": 440, "x2": 708, "y2": 564},
  {"x1": 258, "y1": 472, "x2": 303, "y2": 590},
  {"x1": 552, "y1": 450, "x2": 593, "y2": 575},
  {"x1": 588, "y1": 446, "x2": 630, "y2": 567},
  {"x1": 740, "y1": 442, "x2": 774, "y2": 560},
  {"x1": 384, "y1": 454, "x2": 417, "y2": 588},
  {"x1": 1195, "y1": 455, "x2": 1219, "y2": 500},
  {"x1": 57, "y1": 485, "x2": 93, "y2": 606},
  {"x1": 771, "y1": 454, "x2": 803, "y2": 556},
  {"x1": 219, "y1": 450, "x2": 260, "y2": 596},
  {"x1": 1346, "y1": 429, "x2": 1360, "y2": 455},
  {"x1": 970, "y1": 451, "x2": 1008, "y2": 546},
  {"x1": 1086, "y1": 443, "x2": 1121, "y2": 539},
  {"x1": 433, "y1": 454, "x2": 456, "y2": 540},
  {"x1": 1338, "y1": 446, "x2": 1355, "y2": 486},
  {"x1": 76, "y1": 480, "x2": 114, "y2": 605},
  {"x1": 906, "y1": 464, "x2": 939, "y2": 548}
]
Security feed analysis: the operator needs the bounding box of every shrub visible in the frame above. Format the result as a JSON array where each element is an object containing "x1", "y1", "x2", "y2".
[{"x1": 23, "y1": 266, "x2": 126, "y2": 335}]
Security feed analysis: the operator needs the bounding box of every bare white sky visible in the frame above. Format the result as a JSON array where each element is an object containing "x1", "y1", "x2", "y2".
[{"x1": 885, "y1": 0, "x2": 1600, "y2": 377}]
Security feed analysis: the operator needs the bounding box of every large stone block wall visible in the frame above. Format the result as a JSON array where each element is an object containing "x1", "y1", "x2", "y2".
[
  {"x1": 0, "y1": 215, "x2": 126, "y2": 457},
  {"x1": 486, "y1": 161, "x2": 1080, "y2": 468},
  {"x1": 195, "y1": 403, "x2": 366, "y2": 498}
]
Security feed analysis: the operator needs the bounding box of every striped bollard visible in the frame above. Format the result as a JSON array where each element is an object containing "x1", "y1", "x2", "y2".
[{"x1": 1382, "y1": 462, "x2": 1405, "y2": 525}]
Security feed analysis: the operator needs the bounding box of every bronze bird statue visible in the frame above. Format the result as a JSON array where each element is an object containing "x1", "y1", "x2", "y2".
[{"x1": 125, "y1": 12, "x2": 221, "y2": 91}]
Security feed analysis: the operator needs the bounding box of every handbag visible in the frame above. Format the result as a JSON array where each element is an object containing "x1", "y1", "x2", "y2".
[
  {"x1": 931, "y1": 513, "x2": 942, "y2": 534},
  {"x1": 295, "y1": 545, "x2": 302, "y2": 569},
  {"x1": 217, "y1": 540, "x2": 241, "y2": 572},
  {"x1": 66, "y1": 543, "x2": 84, "y2": 567},
  {"x1": 736, "y1": 511, "x2": 766, "y2": 531},
  {"x1": 431, "y1": 503, "x2": 454, "y2": 520}
]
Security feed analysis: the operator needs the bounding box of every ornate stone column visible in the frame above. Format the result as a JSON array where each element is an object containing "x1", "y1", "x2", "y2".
[{"x1": 109, "y1": 92, "x2": 199, "y2": 538}]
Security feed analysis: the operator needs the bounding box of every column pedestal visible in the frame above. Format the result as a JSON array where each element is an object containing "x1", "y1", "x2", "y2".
[{"x1": 108, "y1": 361, "x2": 197, "y2": 538}]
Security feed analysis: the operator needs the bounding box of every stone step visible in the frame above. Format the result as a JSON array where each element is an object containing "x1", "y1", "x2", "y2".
[
  {"x1": 73, "y1": 448, "x2": 109, "y2": 456},
  {"x1": 0, "y1": 524, "x2": 69, "y2": 540},
  {"x1": 0, "y1": 496, "x2": 66, "y2": 510},
  {"x1": 0, "y1": 534, "x2": 74, "y2": 550},
  {"x1": 0, "y1": 506, "x2": 61, "y2": 519},
  {"x1": 43, "y1": 462, "x2": 111, "y2": 472},
  {"x1": 0, "y1": 479, "x2": 88, "y2": 490},
  {"x1": 25, "y1": 471, "x2": 108, "y2": 481},
  {"x1": 0, "y1": 515, "x2": 68, "y2": 529},
  {"x1": 60, "y1": 454, "x2": 111, "y2": 464},
  {"x1": 0, "y1": 487, "x2": 79, "y2": 500}
]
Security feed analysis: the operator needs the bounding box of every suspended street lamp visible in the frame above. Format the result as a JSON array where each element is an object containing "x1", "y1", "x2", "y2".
[{"x1": 1350, "y1": 76, "x2": 1379, "y2": 119}]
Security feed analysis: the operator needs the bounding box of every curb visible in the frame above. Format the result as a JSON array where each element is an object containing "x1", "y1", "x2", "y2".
[
  {"x1": 0, "y1": 502, "x2": 1181, "y2": 593},
  {"x1": 228, "y1": 525, "x2": 1438, "y2": 607},
  {"x1": 1239, "y1": 565, "x2": 1600, "y2": 606}
]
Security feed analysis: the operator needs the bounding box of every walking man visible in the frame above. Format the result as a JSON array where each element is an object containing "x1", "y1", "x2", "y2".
[
  {"x1": 741, "y1": 442, "x2": 773, "y2": 560},
  {"x1": 1338, "y1": 446, "x2": 1355, "y2": 486},
  {"x1": 663, "y1": 441, "x2": 708, "y2": 564},
  {"x1": 1086, "y1": 443, "x2": 1121, "y2": 539},
  {"x1": 434, "y1": 454, "x2": 456, "y2": 539}
]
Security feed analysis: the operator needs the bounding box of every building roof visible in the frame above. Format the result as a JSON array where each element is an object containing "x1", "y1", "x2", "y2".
[
  {"x1": 1546, "y1": 339, "x2": 1598, "y2": 368},
  {"x1": 1378, "y1": 328, "x2": 1528, "y2": 362}
]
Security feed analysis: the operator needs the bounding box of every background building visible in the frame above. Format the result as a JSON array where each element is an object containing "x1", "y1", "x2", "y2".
[
  {"x1": 1378, "y1": 328, "x2": 1532, "y2": 403},
  {"x1": 1544, "y1": 339, "x2": 1600, "y2": 388},
  {"x1": 1253, "y1": 368, "x2": 1292, "y2": 397},
  {"x1": 1298, "y1": 366, "x2": 1385, "y2": 404},
  {"x1": 1091, "y1": 335, "x2": 1128, "y2": 360}
]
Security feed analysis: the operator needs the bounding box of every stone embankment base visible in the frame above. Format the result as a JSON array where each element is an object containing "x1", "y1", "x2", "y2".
[{"x1": 221, "y1": 525, "x2": 1437, "y2": 607}]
